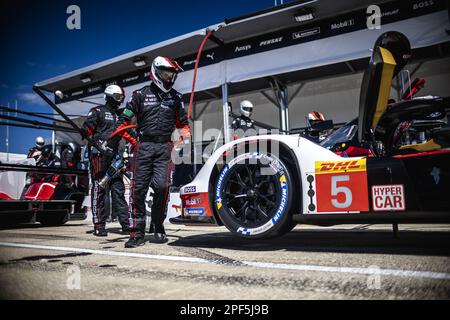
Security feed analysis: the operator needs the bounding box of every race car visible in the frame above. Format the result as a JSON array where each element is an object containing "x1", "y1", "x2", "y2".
[
  {"x1": 0, "y1": 144, "x2": 89, "y2": 226},
  {"x1": 170, "y1": 31, "x2": 450, "y2": 239}
]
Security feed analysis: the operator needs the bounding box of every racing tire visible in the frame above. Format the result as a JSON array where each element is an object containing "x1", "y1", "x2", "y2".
[{"x1": 214, "y1": 152, "x2": 294, "y2": 239}]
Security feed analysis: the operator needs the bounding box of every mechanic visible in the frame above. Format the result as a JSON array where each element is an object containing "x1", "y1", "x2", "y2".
[
  {"x1": 107, "y1": 56, "x2": 190, "y2": 248},
  {"x1": 232, "y1": 100, "x2": 256, "y2": 139},
  {"x1": 60, "y1": 142, "x2": 79, "y2": 169},
  {"x1": 38, "y1": 145, "x2": 62, "y2": 168},
  {"x1": 304, "y1": 111, "x2": 330, "y2": 143},
  {"x1": 27, "y1": 136, "x2": 45, "y2": 162},
  {"x1": 81, "y1": 85, "x2": 137, "y2": 237}
]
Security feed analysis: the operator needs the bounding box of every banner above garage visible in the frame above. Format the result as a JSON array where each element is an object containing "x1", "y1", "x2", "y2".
[{"x1": 36, "y1": 0, "x2": 449, "y2": 104}]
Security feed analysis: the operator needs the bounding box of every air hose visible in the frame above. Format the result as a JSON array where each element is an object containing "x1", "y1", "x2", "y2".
[
  {"x1": 187, "y1": 29, "x2": 217, "y2": 121},
  {"x1": 109, "y1": 124, "x2": 137, "y2": 140}
]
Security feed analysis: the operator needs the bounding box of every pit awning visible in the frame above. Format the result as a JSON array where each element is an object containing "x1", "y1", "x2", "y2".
[{"x1": 35, "y1": 0, "x2": 449, "y2": 107}]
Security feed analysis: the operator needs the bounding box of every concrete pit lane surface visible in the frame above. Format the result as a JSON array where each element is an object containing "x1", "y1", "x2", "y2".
[{"x1": 0, "y1": 221, "x2": 449, "y2": 300}]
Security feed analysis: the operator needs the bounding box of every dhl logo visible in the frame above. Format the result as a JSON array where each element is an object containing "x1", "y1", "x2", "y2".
[{"x1": 315, "y1": 159, "x2": 367, "y2": 174}]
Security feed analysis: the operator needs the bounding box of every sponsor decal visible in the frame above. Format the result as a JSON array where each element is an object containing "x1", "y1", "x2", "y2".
[
  {"x1": 292, "y1": 27, "x2": 321, "y2": 40},
  {"x1": 206, "y1": 52, "x2": 215, "y2": 61},
  {"x1": 235, "y1": 44, "x2": 252, "y2": 53},
  {"x1": 315, "y1": 159, "x2": 366, "y2": 174},
  {"x1": 185, "y1": 197, "x2": 201, "y2": 206},
  {"x1": 123, "y1": 75, "x2": 139, "y2": 83},
  {"x1": 272, "y1": 175, "x2": 288, "y2": 224},
  {"x1": 122, "y1": 108, "x2": 134, "y2": 118},
  {"x1": 372, "y1": 185, "x2": 405, "y2": 212},
  {"x1": 413, "y1": 0, "x2": 435, "y2": 11},
  {"x1": 238, "y1": 223, "x2": 273, "y2": 236},
  {"x1": 331, "y1": 19, "x2": 355, "y2": 30},
  {"x1": 431, "y1": 167, "x2": 441, "y2": 185},
  {"x1": 186, "y1": 208, "x2": 205, "y2": 216},
  {"x1": 183, "y1": 59, "x2": 196, "y2": 66},
  {"x1": 71, "y1": 90, "x2": 84, "y2": 97},
  {"x1": 215, "y1": 165, "x2": 229, "y2": 210},
  {"x1": 144, "y1": 95, "x2": 157, "y2": 102},
  {"x1": 372, "y1": 9, "x2": 400, "y2": 19},
  {"x1": 259, "y1": 37, "x2": 283, "y2": 47},
  {"x1": 184, "y1": 186, "x2": 196, "y2": 194},
  {"x1": 104, "y1": 112, "x2": 114, "y2": 121},
  {"x1": 87, "y1": 86, "x2": 102, "y2": 93},
  {"x1": 315, "y1": 159, "x2": 369, "y2": 213},
  {"x1": 143, "y1": 96, "x2": 158, "y2": 106}
]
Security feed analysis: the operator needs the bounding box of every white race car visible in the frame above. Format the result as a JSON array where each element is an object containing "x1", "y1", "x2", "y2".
[{"x1": 170, "y1": 32, "x2": 450, "y2": 239}]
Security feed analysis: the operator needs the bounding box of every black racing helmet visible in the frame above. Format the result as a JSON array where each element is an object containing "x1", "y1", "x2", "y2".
[{"x1": 41, "y1": 145, "x2": 53, "y2": 158}]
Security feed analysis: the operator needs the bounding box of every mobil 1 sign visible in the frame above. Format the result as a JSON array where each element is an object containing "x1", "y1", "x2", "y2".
[{"x1": 372, "y1": 185, "x2": 405, "y2": 212}]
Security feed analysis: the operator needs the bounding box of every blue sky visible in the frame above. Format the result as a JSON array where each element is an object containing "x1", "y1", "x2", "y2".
[{"x1": 0, "y1": 0, "x2": 285, "y2": 154}]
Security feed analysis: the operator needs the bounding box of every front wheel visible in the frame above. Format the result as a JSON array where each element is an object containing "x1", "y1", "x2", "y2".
[{"x1": 214, "y1": 152, "x2": 294, "y2": 239}]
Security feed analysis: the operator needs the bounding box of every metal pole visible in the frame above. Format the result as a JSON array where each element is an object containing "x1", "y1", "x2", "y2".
[
  {"x1": 192, "y1": 103, "x2": 197, "y2": 176},
  {"x1": 6, "y1": 102, "x2": 9, "y2": 162},
  {"x1": 222, "y1": 83, "x2": 231, "y2": 144},
  {"x1": 14, "y1": 100, "x2": 18, "y2": 158},
  {"x1": 283, "y1": 87, "x2": 290, "y2": 133},
  {"x1": 279, "y1": 94, "x2": 288, "y2": 134},
  {"x1": 33, "y1": 86, "x2": 106, "y2": 156},
  {"x1": 269, "y1": 77, "x2": 289, "y2": 134},
  {"x1": 52, "y1": 130, "x2": 56, "y2": 153}
]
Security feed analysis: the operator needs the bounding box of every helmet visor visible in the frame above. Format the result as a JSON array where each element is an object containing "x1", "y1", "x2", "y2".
[
  {"x1": 309, "y1": 119, "x2": 323, "y2": 126},
  {"x1": 111, "y1": 93, "x2": 125, "y2": 103},
  {"x1": 157, "y1": 69, "x2": 177, "y2": 84}
]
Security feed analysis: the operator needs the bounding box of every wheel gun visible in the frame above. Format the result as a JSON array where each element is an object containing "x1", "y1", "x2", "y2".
[{"x1": 99, "y1": 151, "x2": 130, "y2": 189}]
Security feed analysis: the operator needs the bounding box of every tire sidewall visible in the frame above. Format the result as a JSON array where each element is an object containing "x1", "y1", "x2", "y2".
[{"x1": 214, "y1": 152, "x2": 293, "y2": 239}]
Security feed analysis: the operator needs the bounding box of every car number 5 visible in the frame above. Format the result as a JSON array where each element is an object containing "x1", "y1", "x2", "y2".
[{"x1": 331, "y1": 175, "x2": 352, "y2": 209}]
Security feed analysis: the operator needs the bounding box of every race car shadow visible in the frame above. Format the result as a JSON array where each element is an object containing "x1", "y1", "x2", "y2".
[
  {"x1": 168, "y1": 228, "x2": 450, "y2": 257},
  {"x1": 0, "y1": 223, "x2": 86, "y2": 231}
]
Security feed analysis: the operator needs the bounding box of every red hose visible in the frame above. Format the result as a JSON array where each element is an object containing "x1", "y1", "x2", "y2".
[
  {"x1": 109, "y1": 125, "x2": 137, "y2": 140},
  {"x1": 187, "y1": 31, "x2": 214, "y2": 121}
]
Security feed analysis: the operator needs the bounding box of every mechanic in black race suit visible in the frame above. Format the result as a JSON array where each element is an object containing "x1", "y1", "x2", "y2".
[
  {"x1": 232, "y1": 100, "x2": 256, "y2": 139},
  {"x1": 81, "y1": 85, "x2": 137, "y2": 237},
  {"x1": 303, "y1": 111, "x2": 330, "y2": 143},
  {"x1": 38, "y1": 145, "x2": 62, "y2": 168},
  {"x1": 107, "y1": 56, "x2": 190, "y2": 248},
  {"x1": 23, "y1": 144, "x2": 63, "y2": 191}
]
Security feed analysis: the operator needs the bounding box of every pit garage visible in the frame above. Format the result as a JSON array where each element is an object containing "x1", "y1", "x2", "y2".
[
  {"x1": 2, "y1": 0, "x2": 449, "y2": 301},
  {"x1": 34, "y1": 0, "x2": 450, "y2": 220}
]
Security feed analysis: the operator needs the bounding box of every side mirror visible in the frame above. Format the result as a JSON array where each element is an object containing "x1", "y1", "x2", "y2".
[{"x1": 311, "y1": 120, "x2": 334, "y2": 132}]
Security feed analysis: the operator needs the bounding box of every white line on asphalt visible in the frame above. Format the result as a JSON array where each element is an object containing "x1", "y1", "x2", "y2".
[
  {"x1": 243, "y1": 262, "x2": 450, "y2": 280},
  {"x1": 0, "y1": 242, "x2": 206, "y2": 264},
  {"x1": 1, "y1": 241, "x2": 450, "y2": 281}
]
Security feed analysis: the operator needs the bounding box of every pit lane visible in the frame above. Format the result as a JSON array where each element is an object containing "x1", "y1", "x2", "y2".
[{"x1": 0, "y1": 221, "x2": 449, "y2": 299}]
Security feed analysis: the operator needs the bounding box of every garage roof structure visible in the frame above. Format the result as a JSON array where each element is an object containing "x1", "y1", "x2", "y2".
[{"x1": 36, "y1": 0, "x2": 450, "y2": 141}]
